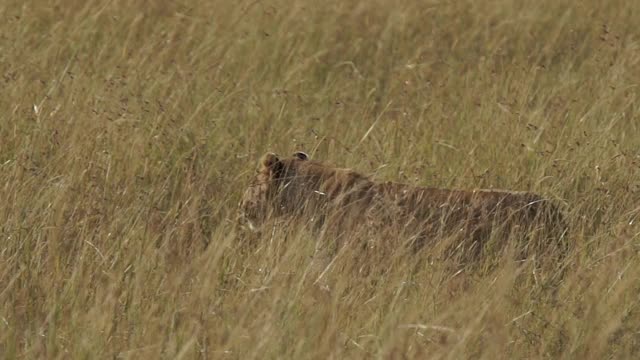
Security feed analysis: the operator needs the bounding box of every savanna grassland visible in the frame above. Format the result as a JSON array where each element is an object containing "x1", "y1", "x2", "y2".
[{"x1": 1, "y1": 0, "x2": 640, "y2": 358}]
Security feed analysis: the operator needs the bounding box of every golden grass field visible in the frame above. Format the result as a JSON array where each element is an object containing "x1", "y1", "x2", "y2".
[{"x1": 1, "y1": 0, "x2": 640, "y2": 358}]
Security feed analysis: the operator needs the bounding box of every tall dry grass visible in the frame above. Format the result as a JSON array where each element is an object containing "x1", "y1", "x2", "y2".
[{"x1": 1, "y1": 0, "x2": 639, "y2": 358}]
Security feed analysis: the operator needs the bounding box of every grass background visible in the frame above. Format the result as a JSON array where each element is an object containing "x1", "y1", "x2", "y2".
[{"x1": 1, "y1": 0, "x2": 640, "y2": 358}]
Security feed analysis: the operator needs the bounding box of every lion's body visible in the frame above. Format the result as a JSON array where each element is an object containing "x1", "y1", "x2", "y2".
[{"x1": 240, "y1": 152, "x2": 568, "y2": 261}]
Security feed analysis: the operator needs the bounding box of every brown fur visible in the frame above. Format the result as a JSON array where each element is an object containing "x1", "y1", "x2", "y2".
[{"x1": 239, "y1": 152, "x2": 568, "y2": 261}]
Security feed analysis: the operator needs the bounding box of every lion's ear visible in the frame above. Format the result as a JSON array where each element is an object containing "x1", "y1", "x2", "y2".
[
  {"x1": 260, "y1": 152, "x2": 280, "y2": 169},
  {"x1": 292, "y1": 151, "x2": 309, "y2": 161}
]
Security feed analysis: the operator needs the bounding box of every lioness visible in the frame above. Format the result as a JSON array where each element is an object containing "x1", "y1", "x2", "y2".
[{"x1": 239, "y1": 151, "x2": 568, "y2": 263}]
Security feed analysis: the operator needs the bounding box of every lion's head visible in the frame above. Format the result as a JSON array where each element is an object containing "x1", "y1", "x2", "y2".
[{"x1": 238, "y1": 151, "x2": 314, "y2": 231}]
